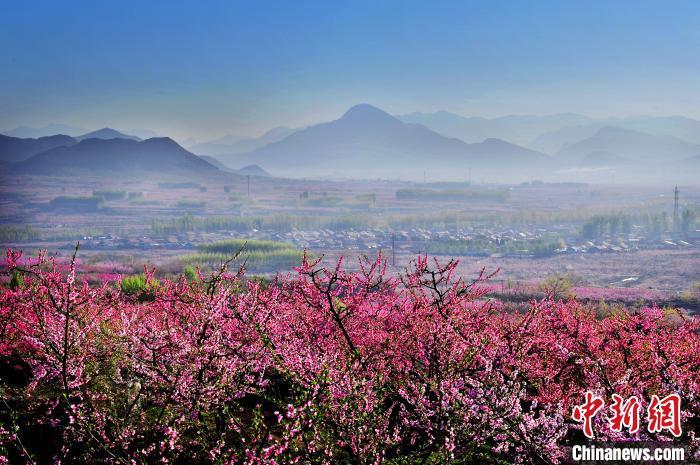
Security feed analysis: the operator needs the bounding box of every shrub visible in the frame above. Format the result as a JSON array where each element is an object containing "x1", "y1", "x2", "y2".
[{"x1": 120, "y1": 273, "x2": 160, "y2": 300}]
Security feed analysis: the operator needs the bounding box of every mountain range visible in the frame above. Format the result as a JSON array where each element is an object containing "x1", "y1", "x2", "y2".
[
  {"x1": 397, "y1": 111, "x2": 593, "y2": 146},
  {"x1": 0, "y1": 134, "x2": 78, "y2": 164},
  {"x1": 220, "y1": 104, "x2": 551, "y2": 179},
  {"x1": 400, "y1": 111, "x2": 700, "y2": 155},
  {"x1": 76, "y1": 128, "x2": 141, "y2": 142},
  {"x1": 557, "y1": 127, "x2": 700, "y2": 164},
  {"x1": 189, "y1": 127, "x2": 296, "y2": 156},
  {"x1": 12, "y1": 137, "x2": 218, "y2": 175},
  {"x1": 3, "y1": 104, "x2": 700, "y2": 182},
  {"x1": 199, "y1": 155, "x2": 271, "y2": 176}
]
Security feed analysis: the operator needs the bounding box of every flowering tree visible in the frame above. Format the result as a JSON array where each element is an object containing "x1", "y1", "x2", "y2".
[{"x1": 1, "y1": 249, "x2": 698, "y2": 464}]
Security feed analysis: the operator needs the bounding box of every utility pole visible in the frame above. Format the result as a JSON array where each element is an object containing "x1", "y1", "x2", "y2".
[
  {"x1": 391, "y1": 233, "x2": 396, "y2": 266},
  {"x1": 673, "y1": 185, "x2": 679, "y2": 233}
]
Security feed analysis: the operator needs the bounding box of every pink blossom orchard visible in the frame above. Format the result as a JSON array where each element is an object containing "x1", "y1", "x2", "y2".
[{"x1": 0, "y1": 249, "x2": 698, "y2": 464}]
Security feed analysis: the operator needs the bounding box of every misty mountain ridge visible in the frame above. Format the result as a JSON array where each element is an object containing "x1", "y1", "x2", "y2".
[
  {"x1": 0, "y1": 134, "x2": 78, "y2": 164},
  {"x1": 556, "y1": 126, "x2": 700, "y2": 163},
  {"x1": 530, "y1": 116, "x2": 700, "y2": 154},
  {"x1": 77, "y1": 128, "x2": 141, "y2": 141},
  {"x1": 398, "y1": 111, "x2": 593, "y2": 146},
  {"x1": 190, "y1": 126, "x2": 296, "y2": 156},
  {"x1": 3, "y1": 124, "x2": 87, "y2": 138},
  {"x1": 217, "y1": 104, "x2": 551, "y2": 180},
  {"x1": 198, "y1": 156, "x2": 271, "y2": 176},
  {"x1": 12, "y1": 137, "x2": 220, "y2": 175},
  {"x1": 5, "y1": 105, "x2": 700, "y2": 182}
]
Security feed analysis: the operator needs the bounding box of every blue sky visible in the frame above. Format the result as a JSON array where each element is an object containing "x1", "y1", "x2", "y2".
[{"x1": 1, "y1": 0, "x2": 699, "y2": 140}]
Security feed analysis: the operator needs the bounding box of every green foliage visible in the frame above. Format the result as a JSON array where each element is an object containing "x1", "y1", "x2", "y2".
[
  {"x1": 50, "y1": 196, "x2": 104, "y2": 211},
  {"x1": 537, "y1": 274, "x2": 582, "y2": 300},
  {"x1": 179, "y1": 239, "x2": 305, "y2": 271},
  {"x1": 581, "y1": 213, "x2": 633, "y2": 239},
  {"x1": 196, "y1": 238, "x2": 294, "y2": 254},
  {"x1": 0, "y1": 225, "x2": 40, "y2": 242},
  {"x1": 120, "y1": 274, "x2": 160, "y2": 300},
  {"x1": 396, "y1": 188, "x2": 509, "y2": 202},
  {"x1": 679, "y1": 282, "x2": 700, "y2": 303},
  {"x1": 9, "y1": 269, "x2": 24, "y2": 290},
  {"x1": 92, "y1": 190, "x2": 126, "y2": 200},
  {"x1": 183, "y1": 265, "x2": 200, "y2": 282}
]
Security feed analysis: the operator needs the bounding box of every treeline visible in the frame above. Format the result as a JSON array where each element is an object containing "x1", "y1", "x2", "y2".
[
  {"x1": 427, "y1": 235, "x2": 564, "y2": 257},
  {"x1": 179, "y1": 238, "x2": 305, "y2": 271},
  {"x1": 92, "y1": 190, "x2": 126, "y2": 200},
  {"x1": 151, "y1": 213, "x2": 382, "y2": 234},
  {"x1": 50, "y1": 196, "x2": 104, "y2": 211},
  {"x1": 0, "y1": 225, "x2": 41, "y2": 242},
  {"x1": 396, "y1": 187, "x2": 509, "y2": 202},
  {"x1": 581, "y1": 214, "x2": 634, "y2": 239},
  {"x1": 581, "y1": 209, "x2": 698, "y2": 239}
]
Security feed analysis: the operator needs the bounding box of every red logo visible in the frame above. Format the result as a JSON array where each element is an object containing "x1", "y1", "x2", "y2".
[
  {"x1": 608, "y1": 394, "x2": 640, "y2": 433},
  {"x1": 572, "y1": 391, "x2": 605, "y2": 438},
  {"x1": 647, "y1": 394, "x2": 682, "y2": 437},
  {"x1": 572, "y1": 392, "x2": 682, "y2": 438}
]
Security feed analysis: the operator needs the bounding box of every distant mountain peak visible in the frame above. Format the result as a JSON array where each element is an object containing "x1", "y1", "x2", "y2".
[
  {"x1": 340, "y1": 104, "x2": 395, "y2": 122},
  {"x1": 482, "y1": 137, "x2": 513, "y2": 147},
  {"x1": 142, "y1": 136, "x2": 179, "y2": 147},
  {"x1": 77, "y1": 128, "x2": 141, "y2": 141},
  {"x1": 221, "y1": 105, "x2": 550, "y2": 179}
]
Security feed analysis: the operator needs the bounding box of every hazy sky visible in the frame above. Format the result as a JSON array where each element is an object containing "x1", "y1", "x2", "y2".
[{"x1": 1, "y1": 0, "x2": 699, "y2": 140}]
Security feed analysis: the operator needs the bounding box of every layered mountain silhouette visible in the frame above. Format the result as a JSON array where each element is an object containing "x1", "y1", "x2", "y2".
[
  {"x1": 0, "y1": 134, "x2": 77, "y2": 164},
  {"x1": 3, "y1": 124, "x2": 86, "y2": 138},
  {"x1": 556, "y1": 127, "x2": 700, "y2": 163},
  {"x1": 5, "y1": 106, "x2": 700, "y2": 182},
  {"x1": 530, "y1": 116, "x2": 700, "y2": 154},
  {"x1": 12, "y1": 137, "x2": 219, "y2": 175},
  {"x1": 398, "y1": 111, "x2": 592, "y2": 146},
  {"x1": 220, "y1": 104, "x2": 550, "y2": 179},
  {"x1": 198, "y1": 156, "x2": 270, "y2": 176},
  {"x1": 190, "y1": 126, "x2": 296, "y2": 156},
  {"x1": 76, "y1": 128, "x2": 141, "y2": 141}
]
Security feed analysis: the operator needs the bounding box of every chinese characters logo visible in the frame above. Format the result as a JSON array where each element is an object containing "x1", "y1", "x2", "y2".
[{"x1": 572, "y1": 391, "x2": 682, "y2": 438}]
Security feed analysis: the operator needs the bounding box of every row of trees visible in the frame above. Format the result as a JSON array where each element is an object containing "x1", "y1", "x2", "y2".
[
  {"x1": 1, "y1": 251, "x2": 697, "y2": 463},
  {"x1": 581, "y1": 209, "x2": 698, "y2": 239}
]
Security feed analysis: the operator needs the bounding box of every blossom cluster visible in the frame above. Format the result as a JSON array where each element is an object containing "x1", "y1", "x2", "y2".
[{"x1": 0, "y1": 249, "x2": 698, "y2": 464}]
